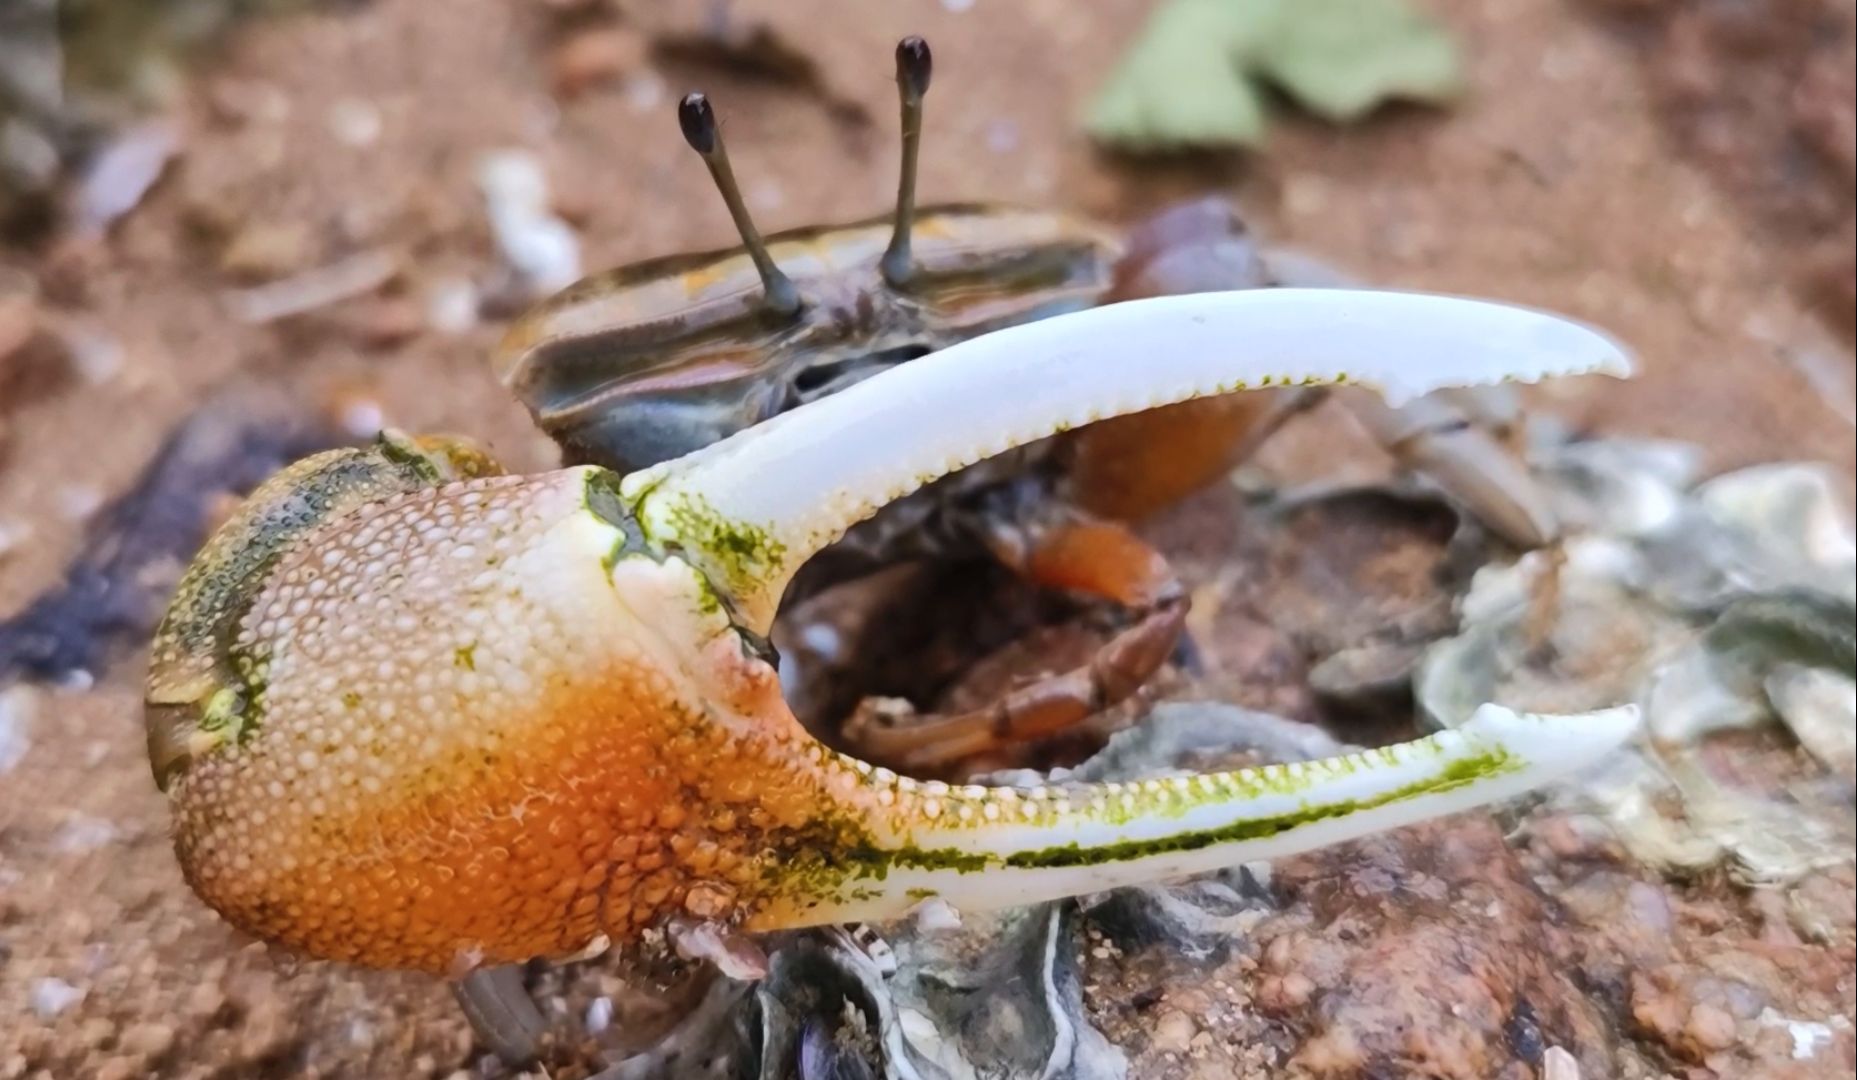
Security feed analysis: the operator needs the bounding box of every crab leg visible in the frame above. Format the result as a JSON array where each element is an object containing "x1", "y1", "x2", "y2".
[
  {"x1": 621, "y1": 288, "x2": 1630, "y2": 631},
  {"x1": 843, "y1": 517, "x2": 1189, "y2": 771},
  {"x1": 1341, "y1": 388, "x2": 1560, "y2": 547}
]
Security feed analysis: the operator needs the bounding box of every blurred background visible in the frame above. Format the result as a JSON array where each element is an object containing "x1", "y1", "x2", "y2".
[{"x1": 0, "y1": 1, "x2": 1852, "y2": 1077}]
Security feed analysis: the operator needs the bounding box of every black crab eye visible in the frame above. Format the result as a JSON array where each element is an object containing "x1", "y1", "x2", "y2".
[
  {"x1": 895, "y1": 36, "x2": 932, "y2": 103},
  {"x1": 677, "y1": 92, "x2": 719, "y2": 155}
]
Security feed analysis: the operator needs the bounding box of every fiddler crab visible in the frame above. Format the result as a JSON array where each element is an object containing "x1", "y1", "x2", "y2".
[
  {"x1": 146, "y1": 36, "x2": 1638, "y2": 1063},
  {"x1": 498, "y1": 40, "x2": 1563, "y2": 777}
]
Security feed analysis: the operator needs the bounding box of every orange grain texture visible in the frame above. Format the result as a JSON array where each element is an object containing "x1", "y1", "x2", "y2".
[{"x1": 165, "y1": 471, "x2": 839, "y2": 974}]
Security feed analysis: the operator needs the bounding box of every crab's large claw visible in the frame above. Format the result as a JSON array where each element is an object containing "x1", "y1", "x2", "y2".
[
  {"x1": 622, "y1": 288, "x2": 1632, "y2": 630},
  {"x1": 152, "y1": 289, "x2": 1638, "y2": 977}
]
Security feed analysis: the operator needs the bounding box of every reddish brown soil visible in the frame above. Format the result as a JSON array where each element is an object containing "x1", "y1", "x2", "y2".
[{"x1": 1584, "y1": 0, "x2": 1857, "y2": 339}]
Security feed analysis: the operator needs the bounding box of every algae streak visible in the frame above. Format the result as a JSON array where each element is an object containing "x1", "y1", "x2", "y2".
[
  {"x1": 784, "y1": 746, "x2": 1521, "y2": 907},
  {"x1": 641, "y1": 491, "x2": 787, "y2": 601},
  {"x1": 1001, "y1": 749, "x2": 1518, "y2": 871}
]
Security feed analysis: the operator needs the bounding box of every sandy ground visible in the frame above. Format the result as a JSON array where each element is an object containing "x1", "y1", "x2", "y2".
[{"x1": 0, "y1": 0, "x2": 1851, "y2": 1077}]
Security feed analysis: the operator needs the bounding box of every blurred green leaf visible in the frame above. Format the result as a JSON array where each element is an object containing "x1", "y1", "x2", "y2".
[
  {"x1": 1085, "y1": 0, "x2": 1465, "y2": 152},
  {"x1": 1255, "y1": 0, "x2": 1465, "y2": 121},
  {"x1": 1085, "y1": 0, "x2": 1279, "y2": 150}
]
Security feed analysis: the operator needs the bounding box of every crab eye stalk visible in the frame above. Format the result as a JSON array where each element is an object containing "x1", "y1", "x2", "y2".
[
  {"x1": 677, "y1": 91, "x2": 801, "y2": 316},
  {"x1": 880, "y1": 36, "x2": 933, "y2": 289}
]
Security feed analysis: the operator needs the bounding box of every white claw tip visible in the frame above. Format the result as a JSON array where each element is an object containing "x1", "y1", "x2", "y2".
[{"x1": 1460, "y1": 702, "x2": 1641, "y2": 776}]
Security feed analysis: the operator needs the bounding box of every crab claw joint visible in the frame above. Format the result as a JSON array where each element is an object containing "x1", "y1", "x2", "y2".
[{"x1": 150, "y1": 289, "x2": 1637, "y2": 975}]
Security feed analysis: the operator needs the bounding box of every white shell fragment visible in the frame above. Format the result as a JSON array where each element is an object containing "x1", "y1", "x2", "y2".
[
  {"x1": 1418, "y1": 443, "x2": 1857, "y2": 883},
  {"x1": 477, "y1": 150, "x2": 582, "y2": 297}
]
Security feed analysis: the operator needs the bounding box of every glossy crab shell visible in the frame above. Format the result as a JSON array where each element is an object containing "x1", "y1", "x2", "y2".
[{"x1": 496, "y1": 204, "x2": 1118, "y2": 475}]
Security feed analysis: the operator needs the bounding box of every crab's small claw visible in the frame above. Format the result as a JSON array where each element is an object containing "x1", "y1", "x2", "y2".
[{"x1": 842, "y1": 517, "x2": 1188, "y2": 770}]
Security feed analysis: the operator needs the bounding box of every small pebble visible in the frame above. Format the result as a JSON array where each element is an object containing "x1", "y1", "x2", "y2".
[
  {"x1": 328, "y1": 387, "x2": 387, "y2": 440},
  {"x1": 56, "y1": 485, "x2": 103, "y2": 522},
  {"x1": 206, "y1": 78, "x2": 291, "y2": 127},
  {"x1": 1542, "y1": 1045, "x2": 1581, "y2": 1080},
  {"x1": 909, "y1": 896, "x2": 962, "y2": 932},
  {"x1": 346, "y1": 298, "x2": 425, "y2": 350},
  {"x1": 623, "y1": 73, "x2": 667, "y2": 113},
  {"x1": 425, "y1": 278, "x2": 479, "y2": 334},
  {"x1": 585, "y1": 995, "x2": 613, "y2": 1034},
  {"x1": 985, "y1": 118, "x2": 1020, "y2": 154},
  {"x1": 1756, "y1": 1008, "x2": 1836, "y2": 1061},
  {"x1": 0, "y1": 685, "x2": 37, "y2": 773},
  {"x1": 224, "y1": 249, "x2": 400, "y2": 324},
  {"x1": 552, "y1": 27, "x2": 647, "y2": 98},
  {"x1": 56, "y1": 668, "x2": 95, "y2": 692},
  {"x1": 30, "y1": 977, "x2": 85, "y2": 1019},
  {"x1": 347, "y1": 1017, "x2": 375, "y2": 1048},
  {"x1": 1, "y1": 117, "x2": 60, "y2": 191},
  {"x1": 73, "y1": 121, "x2": 181, "y2": 236},
  {"x1": 183, "y1": 982, "x2": 227, "y2": 1021},
  {"x1": 1261, "y1": 934, "x2": 1295, "y2": 972},
  {"x1": 55, "y1": 322, "x2": 124, "y2": 385},
  {"x1": 329, "y1": 99, "x2": 383, "y2": 147},
  {"x1": 1687, "y1": 1002, "x2": 1739, "y2": 1051},
  {"x1": 1261, "y1": 971, "x2": 1316, "y2": 1010},
  {"x1": 51, "y1": 816, "x2": 120, "y2": 854},
  {"x1": 0, "y1": 518, "x2": 29, "y2": 559},
  {"x1": 477, "y1": 151, "x2": 581, "y2": 296},
  {"x1": 1152, "y1": 1009, "x2": 1198, "y2": 1052},
  {"x1": 219, "y1": 221, "x2": 318, "y2": 282},
  {"x1": 1624, "y1": 880, "x2": 1674, "y2": 935},
  {"x1": 119, "y1": 1021, "x2": 176, "y2": 1060}
]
